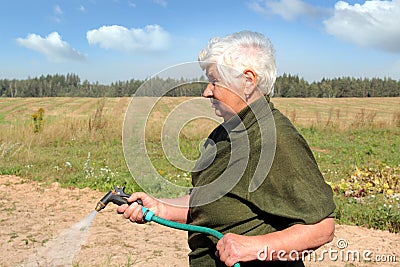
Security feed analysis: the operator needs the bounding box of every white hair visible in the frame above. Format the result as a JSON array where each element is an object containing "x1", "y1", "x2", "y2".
[{"x1": 198, "y1": 31, "x2": 277, "y2": 96}]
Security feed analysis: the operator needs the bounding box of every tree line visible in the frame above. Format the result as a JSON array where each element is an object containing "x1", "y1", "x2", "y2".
[{"x1": 1, "y1": 73, "x2": 399, "y2": 98}]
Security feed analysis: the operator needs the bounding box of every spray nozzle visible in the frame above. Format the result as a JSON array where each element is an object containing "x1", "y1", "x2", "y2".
[{"x1": 95, "y1": 185, "x2": 142, "y2": 212}]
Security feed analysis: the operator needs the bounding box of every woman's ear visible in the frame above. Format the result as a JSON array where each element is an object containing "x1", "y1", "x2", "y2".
[{"x1": 243, "y1": 69, "x2": 257, "y2": 95}]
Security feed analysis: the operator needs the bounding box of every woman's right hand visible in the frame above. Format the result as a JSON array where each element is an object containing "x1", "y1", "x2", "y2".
[{"x1": 117, "y1": 192, "x2": 163, "y2": 224}]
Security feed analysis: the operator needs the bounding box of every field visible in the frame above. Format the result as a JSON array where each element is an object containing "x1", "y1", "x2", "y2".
[{"x1": 0, "y1": 97, "x2": 399, "y2": 266}]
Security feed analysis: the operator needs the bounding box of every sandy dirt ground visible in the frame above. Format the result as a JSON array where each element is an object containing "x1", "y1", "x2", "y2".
[{"x1": 0, "y1": 175, "x2": 398, "y2": 267}]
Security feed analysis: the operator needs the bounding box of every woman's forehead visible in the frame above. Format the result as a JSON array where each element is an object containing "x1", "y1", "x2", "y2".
[{"x1": 206, "y1": 64, "x2": 243, "y2": 78}]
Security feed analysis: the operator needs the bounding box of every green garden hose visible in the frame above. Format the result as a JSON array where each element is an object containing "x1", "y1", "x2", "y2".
[
  {"x1": 94, "y1": 186, "x2": 241, "y2": 267},
  {"x1": 142, "y1": 206, "x2": 241, "y2": 267}
]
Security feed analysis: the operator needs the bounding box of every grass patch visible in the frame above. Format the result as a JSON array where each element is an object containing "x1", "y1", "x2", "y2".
[
  {"x1": 335, "y1": 194, "x2": 400, "y2": 233},
  {"x1": 0, "y1": 97, "x2": 399, "y2": 232},
  {"x1": 299, "y1": 127, "x2": 400, "y2": 182},
  {"x1": 300, "y1": 127, "x2": 400, "y2": 233}
]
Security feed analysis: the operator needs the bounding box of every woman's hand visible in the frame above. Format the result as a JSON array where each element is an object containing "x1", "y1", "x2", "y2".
[
  {"x1": 216, "y1": 217, "x2": 335, "y2": 265},
  {"x1": 117, "y1": 192, "x2": 164, "y2": 224},
  {"x1": 216, "y1": 233, "x2": 261, "y2": 266}
]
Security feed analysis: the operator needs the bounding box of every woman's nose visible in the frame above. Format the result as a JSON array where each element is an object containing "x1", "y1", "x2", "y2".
[{"x1": 202, "y1": 83, "x2": 214, "y2": 98}]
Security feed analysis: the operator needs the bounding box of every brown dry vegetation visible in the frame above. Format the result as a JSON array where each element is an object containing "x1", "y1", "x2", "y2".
[
  {"x1": 1, "y1": 97, "x2": 399, "y2": 131},
  {"x1": 271, "y1": 97, "x2": 400, "y2": 129}
]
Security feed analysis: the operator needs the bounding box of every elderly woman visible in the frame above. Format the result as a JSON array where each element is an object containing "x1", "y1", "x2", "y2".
[{"x1": 118, "y1": 31, "x2": 336, "y2": 267}]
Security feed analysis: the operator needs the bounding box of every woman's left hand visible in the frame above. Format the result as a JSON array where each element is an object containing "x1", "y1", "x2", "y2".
[
  {"x1": 216, "y1": 233, "x2": 261, "y2": 266},
  {"x1": 215, "y1": 217, "x2": 335, "y2": 265}
]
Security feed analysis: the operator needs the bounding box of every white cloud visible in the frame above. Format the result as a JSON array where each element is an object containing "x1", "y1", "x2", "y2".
[
  {"x1": 52, "y1": 4, "x2": 64, "y2": 23},
  {"x1": 16, "y1": 32, "x2": 87, "y2": 62},
  {"x1": 247, "y1": 1, "x2": 268, "y2": 14},
  {"x1": 128, "y1": 1, "x2": 136, "y2": 8},
  {"x1": 54, "y1": 4, "x2": 63, "y2": 15},
  {"x1": 248, "y1": 0, "x2": 329, "y2": 21},
  {"x1": 324, "y1": 0, "x2": 400, "y2": 53},
  {"x1": 86, "y1": 24, "x2": 171, "y2": 52},
  {"x1": 78, "y1": 5, "x2": 86, "y2": 12},
  {"x1": 153, "y1": 0, "x2": 167, "y2": 8}
]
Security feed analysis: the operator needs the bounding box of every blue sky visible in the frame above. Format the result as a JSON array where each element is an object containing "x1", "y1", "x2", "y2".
[{"x1": 1, "y1": 0, "x2": 399, "y2": 84}]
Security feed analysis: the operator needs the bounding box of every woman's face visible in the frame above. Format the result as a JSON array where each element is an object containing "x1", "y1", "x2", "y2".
[{"x1": 203, "y1": 65, "x2": 246, "y2": 121}]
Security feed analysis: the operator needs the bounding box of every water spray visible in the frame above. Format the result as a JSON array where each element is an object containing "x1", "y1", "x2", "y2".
[{"x1": 95, "y1": 185, "x2": 241, "y2": 267}]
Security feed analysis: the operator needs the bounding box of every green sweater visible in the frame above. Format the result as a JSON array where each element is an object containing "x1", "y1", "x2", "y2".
[{"x1": 188, "y1": 96, "x2": 335, "y2": 267}]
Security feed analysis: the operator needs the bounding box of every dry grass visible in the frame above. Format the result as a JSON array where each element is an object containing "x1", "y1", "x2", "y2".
[
  {"x1": 0, "y1": 98, "x2": 128, "y2": 145},
  {"x1": 0, "y1": 96, "x2": 397, "y2": 169},
  {"x1": 272, "y1": 97, "x2": 400, "y2": 129},
  {"x1": 1, "y1": 97, "x2": 399, "y2": 148}
]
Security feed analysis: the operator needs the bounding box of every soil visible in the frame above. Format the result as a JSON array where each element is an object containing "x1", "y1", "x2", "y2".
[{"x1": 0, "y1": 175, "x2": 398, "y2": 267}]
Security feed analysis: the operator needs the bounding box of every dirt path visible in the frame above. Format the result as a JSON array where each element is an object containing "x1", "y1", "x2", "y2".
[{"x1": 0, "y1": 175, "x2": 398, "y2": 267}]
